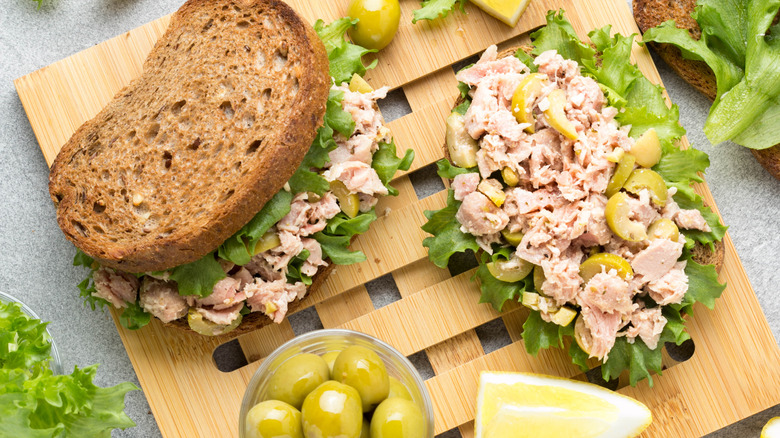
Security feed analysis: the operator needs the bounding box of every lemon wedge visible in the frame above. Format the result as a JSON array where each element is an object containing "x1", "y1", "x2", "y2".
[
  {"x1": 470, "y1": 0, "x2": 531, "y2": 27},
  {"x1": 762, "y1": 417, "x2": 780, "y2": 438},
  {"x1": 475, "y1": 372, "x2": 652, "y2": 438}
]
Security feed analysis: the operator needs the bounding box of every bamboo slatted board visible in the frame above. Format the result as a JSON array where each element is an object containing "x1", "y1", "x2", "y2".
[{"x1": 15, "y1": 0, "x2": 780, "y2": 436}]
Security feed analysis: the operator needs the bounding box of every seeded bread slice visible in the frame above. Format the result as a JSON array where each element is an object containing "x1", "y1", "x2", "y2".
[
  {"x1": 633, "y1": 0, "x2": 780, "y2": 180},
  {"x1": 450, "y1": 46, "x2": 724, "y2": 271},
  {"x1": 49, "y1": 0, "x2": 331, "y2": 273}
]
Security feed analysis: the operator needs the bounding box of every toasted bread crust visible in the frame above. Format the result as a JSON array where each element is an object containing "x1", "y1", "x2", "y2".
[
  {"x1": 450, "y1": 45, "x2": 725, "y2": 273},
  {"x1": 49, "y1": 0, "x2": 330, "y2": 273},
  {"x1": 633, "y1": 0, "x2": 780, "y2": 180}
]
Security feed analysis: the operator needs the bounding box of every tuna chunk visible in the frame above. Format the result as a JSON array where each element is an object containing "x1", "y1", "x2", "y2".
[
  {"x1": 675, "y1": 209, "x2": 711, "y2": 232},
  {"x1": 358, "y1": 193, "x2": 378, "y2": 212},
  {"x1": 455, "y1": 192, "x2": 510, "y2": 236},
  {"x1": 630, "y1": 238, "x2": 684, "y2": 282},
  {"x1": 627, "y1": 190, "x2": 660, "y2": 228},
  {"x1": 455, "y1": 45, "x2": 529, "y2": 87},
  {"x1": 579, "y1": 272, "x2": 635, "y2": 315},
  {"x1": 245, "y1": 279, "x2": 307, "y2": 323},
  {"x1": 278, "y1": 192, "x2": 340, "y2": 237},
  {"x1": 263, "y1": 231, "x2": 304, "y2": 272},
  {"x1": 535, "y1": 50, "x2": 580, "y2": 86},
  {"x1": 578, "y1": 304, "x2": 624, "y2": 360},
  {"x1": 539, "y1": 249, "x2": 583, "y2": 304},
  {"x1": 452, "y1": 173, "x2": 480, "y2": 201},
  {"x1": 92, "y1": 267, "x2": 139, "y2": 309},
  {"x1": 577, "y1": 194, "x2": 611, "y2": 246},
  {"x1": 324, "y1": 161, "x2": 388, "y2": 196},
  {"x1": 196, "y1": 276, "x2": 245, "y2": 310},
  {"x1": 301, "y1": 238, "x2": 327, "y2": 277},
  {"x1": 139, "y1": 278, "x2": 188, "y2": 323},
  {"x1": 624, "y1": 306, "x2": 667, "y2": 349},
  {"x1": 646, "y1": 261, "x2": 688, "y2": 305},
  {"x1": 196, "y1": 303, "x2": 243, "y2": 326},
  {"x1": 244, "y1": 254, "x2": 283, "y2": 282}
]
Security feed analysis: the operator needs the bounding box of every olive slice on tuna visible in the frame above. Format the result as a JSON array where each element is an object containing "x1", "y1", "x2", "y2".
[
  {"x1": 647, "y1": 218, "x2": 679, "y2": 242},
  {"x1": 543, "y1": 89, "x2": 579, "y2": 140},
  {"x1": 605, "y1": 192, "x2": 648, "y2": 242},
  {"x1": 348, "y1": 73, "x2": 374, "y2": 94},
  {"x1": 533, "y1": 264, "x2": 546, "y2": 295},
  {"x1": 253, "y1": 230, "x2": 281, "y2": 255},
  {"x1": 330, "y1": 180, "x2": 360, "y2": 219},
  {"x1": 511, "y1": 73, "x2": 549, "y2": 133},
  {"x1": 622, "y1": 169, "x2": 668, "y2": 207},
  {"x1": 500, "y1": 229, "x2": 524, "y2": 247},
  {"x1": 186, "y1": 308, "x2": 242, "y2": 336},
  {"x1": 487, "y1": 257, "x2": 534, "y2": 283},
  {"x1": 630, "y1": 128, "x2": 662, "y2": 168},
  {"x1": 579, "y1": 253, "x2": 634, "y2": 284},
  {"x1": 605, "y1": 153, "x2": 636, "y2": 198},
  {"x1": 446, "y1": 112, "x2": 480, "y2": 169}
]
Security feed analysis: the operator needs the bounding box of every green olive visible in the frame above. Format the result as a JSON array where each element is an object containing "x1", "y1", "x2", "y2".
[
  {"x1": 446, "y1": 111, "x2": 479, "y2": 168},
  {"x1": 322, "y1": 351, "x2": 342, "y2": 375},
  {"x1": 370, "y1": 398, "x2": 426, "y2": 438},
  {"x1": 631, "y1": 128, "x2": 662, "y2": 168},
  {"x1": 486, "y1": 258, "x2": 534, "y2": 283},
  {"x1": 347, "y1": 0, "x2": 401, "y2": 51},
  {"x1": 647, "y1": 218, "x2": 680, "y2": 241},
  {"x1": 301, "y1": 381, "x2": 363, "y2": 438},
  {"x1": 579, "y1": 253, "x2": 633, "y2": 283},
  {"x1": 186, "y1": 307, "x2": 242, "y2": 336},
  {"x1": 245, "y1": 400, "x2": 303, "y2": 438},
  {"x1": 388, "y1": 377, "x2": 413, "y2": 401},
  {"x1": 533, "y1": 264, "x2": 546, "y2": 295},
  {"x1": 623, "y1": 168, "x2": 668, "y2": 207},
  {"x1": 500, "y1": 229, "x2": 524, "y2": 247},
  {"x1": 605, "y1": 152, "x2": 636, "y2": 198},
  {"x1": 511, "y1": 73, "x2": 548, "y2": 132},
  {"x1": 543, "y1": 89, "x2": 578, "y2": 140},
  {"x1": 360, "y1": 418, "x2": 370, "y2": 438},
  {"x1": 330, "y1": 180, "x2": 360, "y2": 219},
  {"x1": 605, "y1": 192, "x2": 647, "y2": 242},
  {"x1": 267, "y1": 353, "x2": 330, "y2": 410},
  {"x1": 332, "y1": 346, "x2": 389, "y2": 412}
]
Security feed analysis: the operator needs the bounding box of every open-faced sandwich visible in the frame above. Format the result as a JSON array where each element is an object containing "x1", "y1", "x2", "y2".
[
  {"x1": 423, "y1": 11, "x2": 727, "y2": 385},
  {"x1": 50, "y1": 0, "x2": 413, "y2": 336}
]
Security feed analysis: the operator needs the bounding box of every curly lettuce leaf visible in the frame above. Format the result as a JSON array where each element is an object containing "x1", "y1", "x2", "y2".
[
  {"x1": 285, "y1": 249, "x2": 312, "y2": 286},
  {"x1": 118, "y1": 302, "x2": 151, "y2": 331},
  {"x1": 314, "y1": 18, "x2": 377, "y2": 84},
  {"x1": 531, "y1": 10, "x2": 596, "y2": 63},
  {"x1": 313, "y1": 233, "x2": 366, "y2": 265},
  {"x1": 372, "y1": 141, "x2": 414, "y2": 196},
  {"x1": 513, "y1": 49, "x2": 538, "y2": 73},
  {"x1": 435, "y1": 158, "x2": 476, "y2": 179},
  {"x1": 582, "y1": 26, "x2": 643, "y2": 98},
  {"x1": 422, "y1": 190, "x2": 480, "y2": 268},
  {"x1": 326, "y1": 211, "x2": 377, "y2": 236},
  {"x1": 474, "y1": 263, "x2": 531, "y2": 312},
  {"x1": 674, "y1": 249, "x2": 727, "y2": 314},
  {"x1": 522, "y1": 311, "x2": 573, "y2": 355},
  {"x1": 412, "y1": 0, "x2": 468, "y2": 24},
  {"x1": 0, "y1": 302, "x2": 52, "y2": 375},
  {"x1": 168, "y1": 254, "x2": 225, "y2": 297},
  {"x1": 0, "y1": 366, "x2": 137, "y2": 437}
]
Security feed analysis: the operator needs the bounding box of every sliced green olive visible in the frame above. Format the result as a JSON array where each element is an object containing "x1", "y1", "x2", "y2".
[
  {"x1": 605, "y1": 153, "x2": 636, "y2": 198},
  {"x1": 348, "y1": 73, "x2": 374, "y2": 94},
  {"x1": 347, "y1": 0, "x2": 401, "y2": 51},
  {"x1": 253, "y1": 231, "x2": 281, "y2": 255},
  {"x1": 330, "y1": 180, "x2": 360, "y2": 218},
  {"x1": 511, "y1": 73, "x2": 548, "y2": 132},
  {"x1": 647, "y1": 218, "x2": 679, "y2": 242},
  {"x1": 579, "y1": 253, "x2": 633, "y2": 283},
  {"x1": 605, "y1": 192, "x2": 647, "y2": 242},
  {"x1": 573, "y1": 315, "x2": 593, "y2": 356},
  {"x1": 521, "y1": 291, "x2": 540, "y2": 309},
  {"x1": 550, "y1": 306, "x2": 577, "y2": 327},
  {"x1": 631, "y1": 128, "x2": 662, "y2": 168},
  {"x1": 544, "y1": 89, "x2": 578, "y2": 140},
  {"x1": 186, "y1": 308, "x2": 242, "y2": 337},
  {"x1": 533, "y1": 265, "x2": 546, "y2": 295},
  {"x1": 500, "y1": 229, "x2": 524, "y2": 247},
  {"x1": 501, "y1": 167, "x2": 520, "y2": 187},
  {"x1": 446, "y1": 112, "x2": 479, "y2": 168},
  {"x1": 623, "y1": 169, "x2": 668, "y2": 207},
  {"x1": 478, "y1": 179, "x2": 506, "y2": 207},
  {"x1": 486, "y1": 257, "x2": 534, "y2": 283}
]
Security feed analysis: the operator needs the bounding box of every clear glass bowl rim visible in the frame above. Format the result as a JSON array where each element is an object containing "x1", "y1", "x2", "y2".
[
  {"x1": 0, "y1": 290, "x2": 63, "y2": 375},
  {"x1": 239, "y1": 328, "x2": 435, "y2": 437}
]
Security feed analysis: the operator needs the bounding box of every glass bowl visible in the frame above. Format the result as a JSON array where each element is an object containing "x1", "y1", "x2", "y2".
[
  {"x1": 239, "y1": 329, "x2": 434, "y2": 437},
  {"x1": 0, "y1": 290, "x2": 63, "y2": 375}
]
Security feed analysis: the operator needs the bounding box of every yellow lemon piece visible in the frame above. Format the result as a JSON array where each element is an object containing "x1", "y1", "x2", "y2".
[
  {"x1": 763, "y1": 417, "x2": 780, "y2": 438},
  {"x1": 475, "y1": 372, "x2": 652, "y2": 438},
  {"x1": 470, "y1": 0, "x2": 531, "y2": 26}
]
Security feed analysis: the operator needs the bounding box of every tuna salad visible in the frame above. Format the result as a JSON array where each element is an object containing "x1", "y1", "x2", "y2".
[
  {"x1": 423, "y1": 12, "x2": 726, "y2": 386},
  {"x1": 75, "y1": 74, "x2": 412, "y2": 336}
]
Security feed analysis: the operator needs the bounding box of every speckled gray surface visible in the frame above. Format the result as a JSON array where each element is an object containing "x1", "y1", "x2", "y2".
[{"x1": 1, "y1": 0, "x2": 778, "y2": 437}]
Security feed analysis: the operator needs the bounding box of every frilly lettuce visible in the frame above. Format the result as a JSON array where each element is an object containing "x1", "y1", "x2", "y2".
[{"x1": 412, "y1": 0, "x2": 468, "y2": 24}]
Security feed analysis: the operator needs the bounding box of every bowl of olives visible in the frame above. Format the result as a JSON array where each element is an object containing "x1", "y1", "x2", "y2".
[{"x1": 240, "y1": 329, "x2": 434, "y2": 438}]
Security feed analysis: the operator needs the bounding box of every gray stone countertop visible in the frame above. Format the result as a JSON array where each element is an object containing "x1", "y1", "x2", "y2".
[{"x1": 0, "y1": 0, "x2": 778, "y2": 436}]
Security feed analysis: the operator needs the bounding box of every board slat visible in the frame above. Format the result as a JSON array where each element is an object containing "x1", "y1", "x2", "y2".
[{"x1": 15, "y1": 0, "x2": 780, "y2": 436}]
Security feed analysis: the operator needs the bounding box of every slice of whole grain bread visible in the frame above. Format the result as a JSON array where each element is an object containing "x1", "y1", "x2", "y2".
[
  {"x1": 451, "y1": 46, "x2": 724, "y2": 272},
  {"x1": 633, "y1": 0, "x2": 780, "y2": 180},
  {"x1": 49, "y1": 0, "x2": 330, "y2": 273}
]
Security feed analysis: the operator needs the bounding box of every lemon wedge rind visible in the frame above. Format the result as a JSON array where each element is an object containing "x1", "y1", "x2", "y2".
[{"x1": 762, "y1": 417, "x2": 780, "y2": 438}]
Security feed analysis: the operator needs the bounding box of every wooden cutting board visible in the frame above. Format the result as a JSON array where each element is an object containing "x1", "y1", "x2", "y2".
[{"x1": 15, "y1": 0, "x2": 780, "y2": 436}]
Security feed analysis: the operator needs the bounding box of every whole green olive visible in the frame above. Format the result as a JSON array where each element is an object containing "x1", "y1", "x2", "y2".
[
  {"x1": 267, "y1": 353, "x2": 330, "y2": 409},
  {"x1": 245, "y1": 400, "x2": 303, "y2": 438},
  {"x1": 301, "y1": 381, "x2": 363, "y2": 438},
  {"x1": 387, "y1": 377, "x2": 412, "y2": 401},
  {"x1": 370, "y1": 398, "x2": 425, "y2": 438},
  {"x1": 321, "y1": 351, "x2": 341, "y2": 375},
  {"x1": 347, "y1": 0, "x2": 401, "y2": 51},
  {"x1": 332, "y1": 346, "x2": 390, "y2": 412}
]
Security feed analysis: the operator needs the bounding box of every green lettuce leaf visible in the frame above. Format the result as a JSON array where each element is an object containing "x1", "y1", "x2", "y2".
[
  {"x1": 474, "y1": 262, "x2": 532, "y2": 312},
  {"x1": 325, "y1": 211, "x2": 377, "y2": 236},
  {"x1": 372, "y1": 141, "x2": 414, "y2": 196},
  {"x1": 531, "y1": 10, "x2": 596, "y2": 62},
  {"x1": 285, "y1": 249, "x2": 312, "y2": 286},
  {"x1": 435, "y1": 158, "x2": 477, "y2": 179},
  {"x1": 675, "y1": 250, "x2": 727, "y2": 314},
  {"x1": 412, "y1": 0, "x2": 467, "y2": 24},
  {"x1": 0, "y1": 302, "x2": 52, "y2": 375},
  {"x1": 513, "y1": 49, "x2": 538, "y2": 72},
  {"x1": 118, "y1": 302, "x2": 151, "y2": 331},
  {"x1": 421, "y1": 190, "x2": 480, "y2": 268},
  {"x1": 582, "y1": 26, "x2": 643, "y2": 98},
  {"x1": 313, "y1": 233, "x2": 367, "y2": 265},
  {"x1": 73, "y1": 250, "x2": 95, "y2": 269},
  {"x1": 314, "y1": 18, "x2": 377, "y2": 84},
  {"x1": 168, "y1": 254, "x2": 226, "y2": 297},
  {"x1": 522, "y1": 311, "x2": 573, "y2": 355}
]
